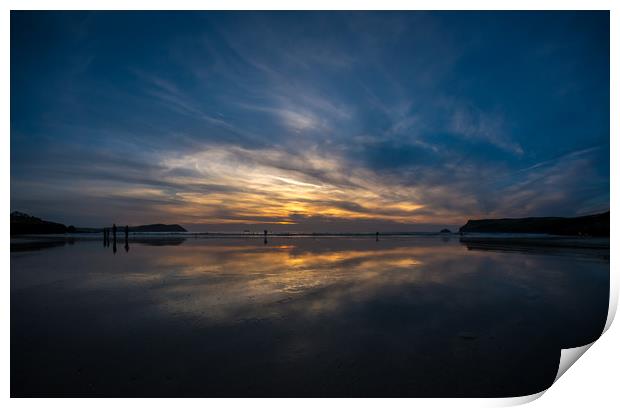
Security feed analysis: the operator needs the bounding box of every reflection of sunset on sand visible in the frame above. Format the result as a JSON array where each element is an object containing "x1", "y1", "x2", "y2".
[
  {"x1": 28, "y1": 237, "x2": 600, "y2": 332},
  {"x1": 11, "y1": 236, "x2": 609, "y2": 396},
  {"x1": 148, "y1": 243, "x2": 428, "y2": 319}
]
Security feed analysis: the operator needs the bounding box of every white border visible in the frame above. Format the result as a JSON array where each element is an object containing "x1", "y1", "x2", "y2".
[
  {"x1": 3, "y1": 1, "x2": 617, "y2": 406},
  {"x1": 0, "y1": 0, "x2": 617, "y2": 11}
]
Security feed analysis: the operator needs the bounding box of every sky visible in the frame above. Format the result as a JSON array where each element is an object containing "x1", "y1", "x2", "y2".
[{"x1": 10, "y1": 11, "x2": 610, "y2": 232}]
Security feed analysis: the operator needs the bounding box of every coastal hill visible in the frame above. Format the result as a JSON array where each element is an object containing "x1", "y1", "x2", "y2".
[
  {"x1": 10, "y1": 211, "x2": 75, "y2": 235},
  {"x1": 129, "y1": 224, "x2": 187, "y2": 233},
  {"x1": 459, "y1": 211, "x2": 609, "y2": 237},
  {"x1": 10, "y1": 212, "x2": 187, "y2": 235}
]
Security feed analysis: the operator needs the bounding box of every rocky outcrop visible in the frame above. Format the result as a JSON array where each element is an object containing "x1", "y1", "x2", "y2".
[
  {"x1": 11, "y1": 211, "x2": 72, "y2": 235},
  {"x1": 459, "y1": 211, "x2": 609, "y2": 237},
  {"x1": 11, "y1": 212, "x2": 188, "y2": 235}
]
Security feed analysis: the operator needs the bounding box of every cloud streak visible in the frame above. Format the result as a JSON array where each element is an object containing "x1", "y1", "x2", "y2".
[{"x1": 10, "y1": 11, "x2": 609, "y2": 230}]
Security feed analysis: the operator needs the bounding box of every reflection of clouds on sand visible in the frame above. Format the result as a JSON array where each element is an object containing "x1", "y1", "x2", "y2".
[
  {"x1": 11, "y1": 237, "x2": 609, "y2": 397},
  {"x1": 146, "y1": 243, "x2": 429, "y2": 322},
  {"x1": 92, "y1": 238, "x2": 605, "y2": 330}
]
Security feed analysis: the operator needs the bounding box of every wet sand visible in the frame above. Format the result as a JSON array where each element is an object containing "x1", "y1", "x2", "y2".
[
  {"x1": 11, "y1": 235, "x2": 609, "y2": 397},
  {"x1": 459, "y1": 236, "x2": 609, "y2": 260}
]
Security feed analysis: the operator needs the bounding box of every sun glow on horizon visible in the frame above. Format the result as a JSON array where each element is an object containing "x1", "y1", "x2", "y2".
[
  {"x1": 10, "y1": 12, "x2": 609, "y2": 230},
  {"x1": 152, "y1": 145, "x2": 438, "y2": 227}
]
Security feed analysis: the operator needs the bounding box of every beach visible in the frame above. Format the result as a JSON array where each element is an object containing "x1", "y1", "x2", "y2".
[{"x1": 10, "y1": 235, "x2": 609, "y2": 397}]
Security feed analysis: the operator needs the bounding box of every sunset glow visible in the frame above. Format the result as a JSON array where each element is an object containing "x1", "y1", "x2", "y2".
[{"x1": 11, "y1": 11, "x2": 609, "y2": 231}]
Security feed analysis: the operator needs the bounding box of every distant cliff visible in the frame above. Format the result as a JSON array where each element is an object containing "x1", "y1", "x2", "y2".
[
  {"x1": 129, "y1": 224, "x2": 187, "y2": 233},
  {"x1": 78, "y1": 224, "x2": 187, "y2": 233},
  {"x1": 459, "y1": 211, "x2": 609, "y2": 237},
  {"x1": 11, "y1": 211, "x2": 74, "y2": 235},
  {"x1": 11, "y1": 212, "x2": 187, "y2": 235}
]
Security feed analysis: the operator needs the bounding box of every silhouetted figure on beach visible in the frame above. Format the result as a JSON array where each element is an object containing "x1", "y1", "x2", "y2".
[
  {"x1": 124, "y1": 225, "x2": 129, "y2": 252},
  {"x1": 113, "y1": 238, "x2": 117, "y2": 254},
  {"x1": 264, "y1": 229, "x2": 268, "y2": 245},
  {"x1": 376, "y1": 231, "x2": 379, "y2": 242}
]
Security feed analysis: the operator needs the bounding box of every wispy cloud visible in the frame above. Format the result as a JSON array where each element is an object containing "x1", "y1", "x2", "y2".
[
  {"x1": 10, "y1": 12, "x2": 609, "y2": 229},
  {"x1": 450, "y1": 105, "x2": 523, "y2": 155}
]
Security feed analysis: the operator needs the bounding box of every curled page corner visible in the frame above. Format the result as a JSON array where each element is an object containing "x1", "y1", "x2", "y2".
[
  {"x1": 603, "y1": 285, "x2": 618, "y2": 334},
  {"x1": 494, "y1": 390, "x2": 547, "y2": 407},
  {"x1": 554, "y1": 342, "x2": 594, "y2": 383},
  {"x1": 494, "y1": 342, "x2": 596, "y2": 407}
]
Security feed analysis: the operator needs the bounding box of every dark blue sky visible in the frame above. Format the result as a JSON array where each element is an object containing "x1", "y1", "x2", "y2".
[{"x1": 11, "y1": 11, "x2": 609, "y2": 231}]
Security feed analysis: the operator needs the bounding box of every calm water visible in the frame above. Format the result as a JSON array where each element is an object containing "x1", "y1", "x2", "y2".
[{"x1": 11, "y1": 236, "x2": 609, "y2": 397}]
